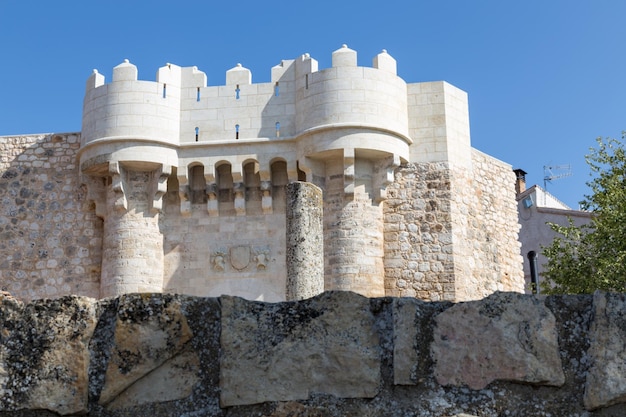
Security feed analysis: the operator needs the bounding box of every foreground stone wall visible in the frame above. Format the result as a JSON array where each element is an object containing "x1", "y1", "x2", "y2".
[{"x1": 1, "y1": 290, "x2": 626, "y2": 416}]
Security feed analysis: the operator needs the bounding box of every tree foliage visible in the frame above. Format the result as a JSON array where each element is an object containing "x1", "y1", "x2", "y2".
[{"x1": 541, "y1": 133, "x2": 626, "y2": 294}]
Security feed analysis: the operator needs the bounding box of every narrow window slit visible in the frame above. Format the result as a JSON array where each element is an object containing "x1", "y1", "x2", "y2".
[
  {"x1": 235, "y1": 124, "x2": 240, "y2": 140},
  {"x1": 163, "y1": 84, "x2": 167, "y2": 98},
  {"x1": 305, "y1": 74, "x2": 308, "y2": 89},
  {"x1": 274, "y1": 82, "x2": 279, "y2": 97},
  {"x1": 275, "y1": 122, "x2": 280, "y2": 138},
  {"x1": 195, "y1": 127, "x2": 199, "y2": 142},
  {"x1": 196, "y1": 87, "x2": 201, "y2": 102},
  {"x1": 235, "y1": 84, "x2": 240, "y2": 99}
]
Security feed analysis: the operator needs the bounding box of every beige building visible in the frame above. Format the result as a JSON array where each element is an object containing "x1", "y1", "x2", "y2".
[
  {"x1": 515, "y1": 169, "x2": 592, "y2": 292},
  {"x1": 0, "y1": 45, "x2": 524, "y2": 302}
]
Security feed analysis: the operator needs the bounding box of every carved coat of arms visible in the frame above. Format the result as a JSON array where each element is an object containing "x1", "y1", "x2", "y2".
[{"x1": 230, "y1": 245, "x2": 251, "y2": 270}]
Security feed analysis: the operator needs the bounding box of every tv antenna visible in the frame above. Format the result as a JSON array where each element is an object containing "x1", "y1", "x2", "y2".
[{"x1": 543, "y1": 164, "x2": 572, "y2": 191}]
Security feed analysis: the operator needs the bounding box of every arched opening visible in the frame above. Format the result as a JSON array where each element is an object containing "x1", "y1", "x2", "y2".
[
  {"x1": 271, "y1": 160, "x2": 288, "y2": 212},
  {"x1": 189, "y1": 165, "x2": 207, "y2": 204},
  {"x1": 217, "y1": 163, "x2": 234, "y2": 215},
  {"x1": 244, "y1": 161, "x2": 262, "y2": 215}
]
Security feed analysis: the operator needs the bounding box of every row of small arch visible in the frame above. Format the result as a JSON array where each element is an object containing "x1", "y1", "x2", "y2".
[{"x1": 182, "y1": 158, "x2": 300, "y2": 191}]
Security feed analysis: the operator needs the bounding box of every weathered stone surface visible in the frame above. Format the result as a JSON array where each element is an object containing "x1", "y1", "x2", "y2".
[
  {"x1": 0, "y1": 295, "x2": 97, "y2": 415},
  {"x1": 3, "y1": 292, "x2": 626, "y2": 416},
  {"x1": 584, "y1": 291, "x2": 626, "y2": 410},
  {"x1": 393, "y1": 297, "x2": 421, "y2": 385},
  {"x1": 432, "y1": 292, "x2": 564, "y2": 389},
  {"x1": 286, "y1": 181, "x2": 324, "y2": 301},
  {"x1": 393, "y1": 297, "x2": 449, "y2": 385},
  {"x1": 98, "y1": 294, "x2": 195, "y2": 406},
  {"x1": 384, "y1": 154, "x2": 524, "y2": 302},
  {"x1": 219, "y1": 291, "x2": 381, "y2": 406},
  {"x1": 107, "y1": 348, "x2": 200, "y2": 410}
]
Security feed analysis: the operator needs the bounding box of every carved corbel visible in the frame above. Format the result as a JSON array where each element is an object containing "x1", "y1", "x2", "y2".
[
  {"x1": 177, "y1": 169, "x2": 191, "y2": 216},
  {"x1": 109, "y1": 161, "x2": 127, "y2": 212},
  {"x1": 261, "y1": 180, "x2": 272, "y2": 214},
  {"x1": 373, "y1": 154, "x2": 400, "y2": 203},
  {"x1": 206, "y1": 183, "x2": 219, "y2": 217},
  {"x1": 233, "y1": 182, "x2": 246, "y2": 216},
  {"x1": 150, "y1": 164, "x2": 171, "y2": 214},
  {"x1": 81, "y1": 174, "x2": 107, "y2": 219},
  {"x1": 344, "y1": 148, "x2": 355, "y2": 197}
]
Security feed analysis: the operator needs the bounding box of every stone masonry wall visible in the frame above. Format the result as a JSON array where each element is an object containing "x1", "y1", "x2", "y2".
[
  {"x1": 455, "y1": 149, "x2": 524, "y2": 299},
  {"x1": 160, "y1": 180, "x2": 288, "y2": 302},
  {"x1": 384, "y1": 162, "x2": 455, "y2": 301},
  {"x1": 383, "y1": 151, "x2": 524, "y2": 302},
  {"x1": 0, "y1": 134, "x2": 102, "y2": 301},
  {"x1": 2, "y1": 290, "x2": 626, "y2": 416}
]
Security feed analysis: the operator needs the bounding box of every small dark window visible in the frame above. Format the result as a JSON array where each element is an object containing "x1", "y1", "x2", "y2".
[{"x1": 527, "y1": 251, "x2": 539, "y2": 294}]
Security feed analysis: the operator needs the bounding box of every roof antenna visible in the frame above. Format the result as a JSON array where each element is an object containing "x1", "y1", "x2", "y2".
[{"x1": 543, "y1": 164, "x2": 572, "y2": 191}]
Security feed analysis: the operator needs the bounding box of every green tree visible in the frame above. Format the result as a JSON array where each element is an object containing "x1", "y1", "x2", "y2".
[{"x1": 541, "y1": 133, "x2": 626, "y2": 294}]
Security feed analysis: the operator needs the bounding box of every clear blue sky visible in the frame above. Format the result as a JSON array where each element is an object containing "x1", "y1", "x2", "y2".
[{"x1": 1, "y1": 0, "x2": 624, "y2": 209}]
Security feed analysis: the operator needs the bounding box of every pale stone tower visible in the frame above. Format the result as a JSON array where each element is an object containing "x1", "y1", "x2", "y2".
[{"x1": 73, "y1": 45, "x2": 524, "y2": 301}]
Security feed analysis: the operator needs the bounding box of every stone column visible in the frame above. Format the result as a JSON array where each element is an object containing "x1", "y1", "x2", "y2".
[
  {"x1": 323, "y1": 157, "x2": 385, "y2": 297},
  {"x1": 98, "y1": 163, "x2": 169, "y2": 298},
  {"x1": 286, "y1": 182, "x2": 324, "y2": 301}
]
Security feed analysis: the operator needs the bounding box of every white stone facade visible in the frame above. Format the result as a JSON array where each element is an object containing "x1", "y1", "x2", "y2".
[{"x1": 0, "y1": 45, "x2": 524, "y2": 302}]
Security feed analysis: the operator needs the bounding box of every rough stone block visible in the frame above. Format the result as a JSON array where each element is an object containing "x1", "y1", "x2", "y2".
[
  {"x1": 0, "y1": 295, "x2": 97, "y2": 415},
  {"x1": 393, "y1": 297, "x2": 421, "y2": 385},
  {"x1": 584, "y1": 291, "x2": 626, "y2": 410},
  {"x1": 98, "y1": 294, "x2": 197, "y2": 407},
  {"x1": 219, "y1": 291, "x2": 381, "y2": 406},
  {"x1": 432, "y1": 292, "x2": 564, "y2": 389}
]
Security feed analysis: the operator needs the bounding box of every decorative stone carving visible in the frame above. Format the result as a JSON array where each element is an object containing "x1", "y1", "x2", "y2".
[
  {"x1": 255, "y1": 252, "x2": 268, "y2": 270},
  {"x1": 230, "y1": 245, "x2": 251, "y2": 270},
  {"x1": 150, "y1": 164, "x2": 171, "y2": 214},
  {"x1": 207, "y1": 183, "x2": 219, "y2": 216},
  {"x1": 109, "y1": 161, "x2": 127, "y2": 211},
  {"x1": 233, "y1": 182, "x2": 245, "y2": 216},
  {"x1": 212, "y1": 251, "x2": 226, "y2": 271},
  {"x1": 261, "y1": 180, "x2": 272, "y2": 214}
]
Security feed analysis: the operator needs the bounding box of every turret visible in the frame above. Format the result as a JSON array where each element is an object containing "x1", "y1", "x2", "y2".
[{"x1": 81, "y1": 60, "x2": 181, "y2": 148}]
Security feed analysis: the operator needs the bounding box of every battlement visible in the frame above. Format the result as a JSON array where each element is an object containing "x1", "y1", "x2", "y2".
[
  {"x1": 84, "y1": 44, "x2": 397, "y2": 91},
  {"x1": 79, "y1": 45, "x2": 415, "y2": 202},
  {"x1": 82, "y1": 45, "x2": 409, "y2": 151}
]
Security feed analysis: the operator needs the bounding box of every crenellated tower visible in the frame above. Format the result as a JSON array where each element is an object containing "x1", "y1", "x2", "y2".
[{"x1": 76, "y1": 45, "x2": 524, "y2": 302}]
